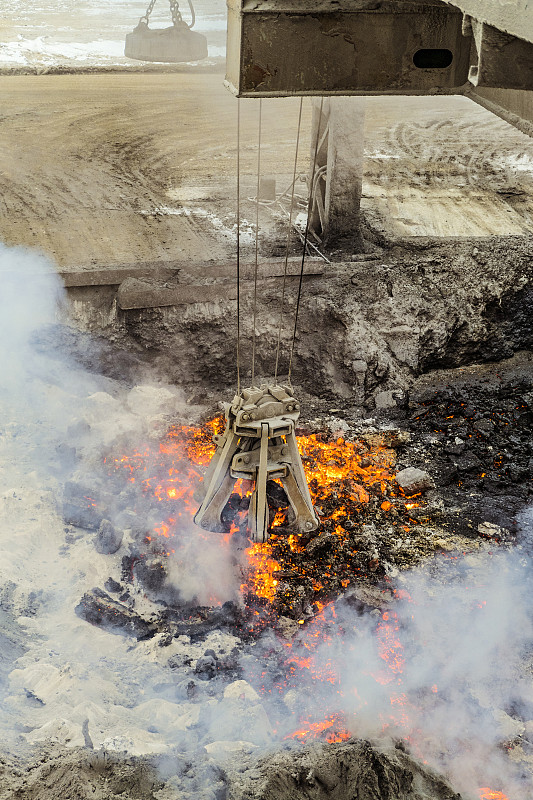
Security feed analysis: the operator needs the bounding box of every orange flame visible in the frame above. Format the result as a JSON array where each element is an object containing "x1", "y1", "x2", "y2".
[
  {"x1": 243, "y1": 543, "x2": 280, "y2": 601},
  {"x1": 238, "y1": 432, "x2": 400, "y2": 601},
  {"x1": 108, "y1": 421, "x2": 413, "y2": 609},
  {"x1": 298, "y1": 433, "x2": 395, "y2": 509},
  {"x1": 286, "y1": 712, "x2": 351, "y2": 744}
]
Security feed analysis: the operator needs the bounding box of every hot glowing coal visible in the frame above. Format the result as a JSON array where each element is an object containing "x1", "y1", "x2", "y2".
[{"x1": 105, "y1": 420, "x2": 420, "y2": 612}]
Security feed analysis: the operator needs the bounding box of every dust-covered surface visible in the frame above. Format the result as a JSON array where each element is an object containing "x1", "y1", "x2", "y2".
[
  {"x1": 2, "y1": 81, "x2": 533, "y2": 275},
  {"x1": 107, "y1": 236, "x2": 533, "y2": 411},
  {"x1": 0, "y1": 73, "x2": 310, "y2": 270},
  {"x1": 0, "y1": 243, "x2": 532, "y2": 800},
  {"x1": 224, "y1": 740, "x2": 461, "y2": 800},
  {"x1": 0, "y1": 740, "x2": 460, "y2": 800},
  {"x1": 361, "y1": 96, "x2": 533, "y2": 238},
  {"x1": 0, "y1": 746, "x2": 164, "y2": 800}
]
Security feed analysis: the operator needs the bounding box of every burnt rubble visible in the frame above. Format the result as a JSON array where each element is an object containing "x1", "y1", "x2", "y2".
[
  {"x1": 106, "y1": 237, "x2": 533, "y2": 410},
  {"x1": 75, "y1": 585, "x2": 245, "y2": 645},
  {"x1": 62, "y1": 481, "x2": 106, "y2": 531},
  {"x1": 0, "y1": 738, "x2": 462, "y2": 800},
  {"x1": 95, "y1": 520, "x2": 123, "y2": 554},
  {"x1": 2, "y1": 351, "x2": 529, "y2": 800},
  {"x1": 64, "y1": 372, "x2": 506, "y2": 645},
  {"x1": 0, "y1": 746, "x2": 165, "y2": 800},
  {"x1": 224, "y1": 740, "x2": 461, "y2": 800},
  {"x1": 55, "y1": 347, "x2": 532, "y2": 800},
  {"x1": 75, "y1": 588, "x2": 158, "y2": 641},
  {"x1": 64, "y1": 421, "x2": 445, "y2": 641},
  {"x1": 402, "y1": 351, "x2": 533, "y2": 536}
]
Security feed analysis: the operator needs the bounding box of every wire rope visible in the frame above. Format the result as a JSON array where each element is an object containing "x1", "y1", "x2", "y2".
[
  {"x1": 236, "y1": 99, "x2": 241, "y2": 395},
  {"x1": 250, "y1": 99, "x2": 263, "y2": 388},
  {"x1": 186, "y1": 0, "x2": 196, "y2": 27},
  {"x1": 274, "y1": 97, "x2": 303, "y2": 384},
  {"x1": 288, "y1": 96, "x2": 324, "y2": 383}
]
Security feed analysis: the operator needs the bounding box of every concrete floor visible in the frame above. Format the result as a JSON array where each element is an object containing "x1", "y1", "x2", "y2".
[
  {"x1": 0, "y1": 72, "x2": 309, "y2": 270},
  {"x1": 0, "y1": 75, "x2": 533, "y2": 274}
]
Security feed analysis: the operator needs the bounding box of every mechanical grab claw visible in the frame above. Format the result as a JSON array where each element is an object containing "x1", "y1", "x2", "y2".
[{"x1": 194, "y1": 385, "x2": 319, "y2": 543}]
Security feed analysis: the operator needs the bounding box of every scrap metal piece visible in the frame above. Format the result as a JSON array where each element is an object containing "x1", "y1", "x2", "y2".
[{"x1": 194, "y1": 385, "x2": 319, "y2": 542}]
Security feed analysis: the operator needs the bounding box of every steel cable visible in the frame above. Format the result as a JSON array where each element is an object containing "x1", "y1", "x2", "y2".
[
  {"x1": 186, "y1": 0, "x2": 196, "y2": 27},
  {"x1": 274, "y1": 97, "x2": 303, "y2": 384},
  {"x1": 288, "y1": 96, "x2": 324, "y2": 383},
  {"x1": 250, "y1": 99, "x2": 263, "y2": 388},
  {"x1": 236, "y1": 99, "x2": 241, "y2": 395}
]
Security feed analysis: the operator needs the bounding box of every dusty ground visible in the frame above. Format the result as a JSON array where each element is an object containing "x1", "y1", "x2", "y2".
[
  {"x1": 0, "y1": 739, "x2": 460, "y2": 800},
  {"x1": 0, "y1": 72, "x2": 310, "y2": 268},
  {"x1": 225, "y1": 740, "x2": 461, "y2": 800},
  {"x1": 361, "y1": 95, "x2": 533, "y2": 238},
  {"x1": 2, "y1": 74, "x2": 533, "y2": 274}
]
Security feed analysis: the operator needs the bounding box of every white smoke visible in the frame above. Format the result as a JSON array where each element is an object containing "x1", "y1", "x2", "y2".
[
  {"x1": 0, "y1": 243, "x2": 65, "y2": 426},
  {"x1": 165, "y1": 528, "x2": 243, "y2": 606},
  {"x1": 245, "y1": 532, "x2": 533, "y2": 798},
  {"x1": 1, "y1": 241, "x2": 532, "y2": 799},
  {"x1": 0, "y1": 243, "x2": 241, "y2": 760}
]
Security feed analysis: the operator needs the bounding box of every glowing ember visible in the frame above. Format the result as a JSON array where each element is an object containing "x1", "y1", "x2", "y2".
[
  {"x1": 478, "y1": 790, "x2": 510, "y2": 800},
  {"x1": 235, "y1": 432, "x2": 402, "y2": 604},
  {"x1": 286, "y1": 712, "x2": 351, "y2": 744},
  {"x1": 106, "y1": 420, "x2": 222, "y2": 541},
  {"x1": 102, "y1": 418, "x2": 520, "y2": 787},
  {"x1": 298, "y1": 433, "x2": 395, "y2": 512},
  {"x1": 106, "y1": 419, "x2": 414, "y2": 611},
  {"x1": 373, "y1": 610, "x2": 406, "y2": 685},
  {"x1": 243, "y1": 543, "x2": 280, "y2": 601}
]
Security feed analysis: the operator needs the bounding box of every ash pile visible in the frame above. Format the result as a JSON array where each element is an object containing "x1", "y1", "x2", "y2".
[
  {"x1": 57, "y1": 394, "x2": 533, "y2": 800},
  {"x1": 0, "y1": 245, "x2": 532, "y2": 800},
  {"x1": 0, "y1": 739, "x2": 461, "y2": 800}
]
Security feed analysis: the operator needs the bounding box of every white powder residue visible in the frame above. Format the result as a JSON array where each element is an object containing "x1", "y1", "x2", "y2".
[{"x1": 141, "y1": 205, "x2": 256, "y2": 245}]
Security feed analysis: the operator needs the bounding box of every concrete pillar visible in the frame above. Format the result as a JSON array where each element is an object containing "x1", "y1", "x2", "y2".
[{"x1": 309, "y1": 97, "x2": 366, "y2": 247}]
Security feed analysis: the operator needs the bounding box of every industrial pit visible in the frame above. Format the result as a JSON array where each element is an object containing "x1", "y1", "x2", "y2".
[{"x1": 1, "y1": 4, "x2": 533, "y2": 800}]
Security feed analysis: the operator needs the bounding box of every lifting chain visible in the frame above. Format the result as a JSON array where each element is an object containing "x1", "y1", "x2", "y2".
[
  {"x1": 169, "y1": 0, "x2": 184, "y2": 25},
  {"x1": 141, "y1": 0, "x2": 157, "y2": 23},
  {"x1": 142, "y1": 0, "x2": 196, "y2": 28}
]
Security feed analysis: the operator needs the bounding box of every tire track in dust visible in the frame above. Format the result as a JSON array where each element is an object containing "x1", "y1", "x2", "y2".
[{"x1": 373, "y1": 117, "x2": 533, "y2": 193}]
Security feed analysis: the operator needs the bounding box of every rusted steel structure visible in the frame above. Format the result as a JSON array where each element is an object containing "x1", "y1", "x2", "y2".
[
  {"x1": 225, "y1": 0, "x2": 533, "y2": 240},
  {"x1": 225, "y1": 0, "x2": 533, "y2": 97}
]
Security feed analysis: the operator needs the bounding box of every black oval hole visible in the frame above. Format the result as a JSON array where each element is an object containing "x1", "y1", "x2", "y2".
[{"x1": 413, "y1": 49, "x2": 453, "y2": 69}]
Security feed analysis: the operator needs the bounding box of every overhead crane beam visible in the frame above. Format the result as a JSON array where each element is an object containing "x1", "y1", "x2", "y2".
[{"x1": 225, "y1": 0, "x2": 533, "y2": 240}]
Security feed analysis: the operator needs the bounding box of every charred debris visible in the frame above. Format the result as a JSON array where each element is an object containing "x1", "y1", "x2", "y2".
[{"x1": 66, "y1": 348, "x2": 533, "y2": 647}]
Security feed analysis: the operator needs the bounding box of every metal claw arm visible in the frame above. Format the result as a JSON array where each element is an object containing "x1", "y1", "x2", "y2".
[
  {"x1": 194, "y1": 385, "x2": 318, "y2": 542},
  {"x1": 194, "y1": 428, "x2": 240, "y2": 531}
]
